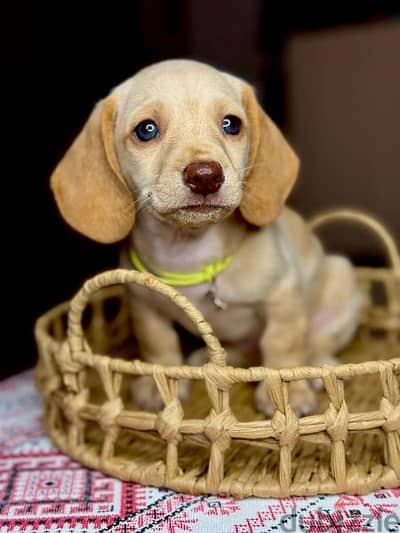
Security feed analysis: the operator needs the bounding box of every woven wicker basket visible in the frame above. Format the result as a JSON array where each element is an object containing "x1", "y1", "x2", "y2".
[{"x1": 35, "y1": 209, "x2": 400, "y2": 498}]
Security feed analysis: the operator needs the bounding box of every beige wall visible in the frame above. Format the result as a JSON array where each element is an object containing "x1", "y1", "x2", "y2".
[{"x1": 285, "y1": 21, "x2": 400, "y2": 257}]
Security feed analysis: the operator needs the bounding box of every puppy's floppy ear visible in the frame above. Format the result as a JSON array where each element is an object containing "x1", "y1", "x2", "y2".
[
  {"x1": 50, "y1": 96, "x2": 135, "y2": 243},
  {"x1": 240, "y1": 84, "x2": 299, "y2": 226}
]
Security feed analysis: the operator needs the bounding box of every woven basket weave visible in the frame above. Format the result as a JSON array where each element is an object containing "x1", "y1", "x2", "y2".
[{"x1": 35, "y1": 209, "x2": 400, "y2": 498}]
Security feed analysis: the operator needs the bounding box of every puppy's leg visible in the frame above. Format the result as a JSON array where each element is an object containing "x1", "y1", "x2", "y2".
[
  {"x1": 255, "y1": 277, "x2": 316, "y2": 417},
  {"x1": 130, "y1": 299, "x2": 188, "y2": 411},
  {"x1": 187, "y1": 345, "x2": 247, "y2": 367},
  {"x1": 308, "y1": 256, "x2": 364, "y2": 364},
  {"x1": 308, "y1": 256, "x2": 364, "y2": 390}
]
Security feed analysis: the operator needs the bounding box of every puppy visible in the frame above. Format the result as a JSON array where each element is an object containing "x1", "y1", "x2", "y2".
[{"x1": 50, "y1": 59, "x2": 363, "y2": 415}]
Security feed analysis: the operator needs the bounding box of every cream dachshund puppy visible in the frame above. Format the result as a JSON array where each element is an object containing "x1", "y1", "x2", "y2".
[{"x1": 50, "y1": 59, "x2": 363, "y2": 415}]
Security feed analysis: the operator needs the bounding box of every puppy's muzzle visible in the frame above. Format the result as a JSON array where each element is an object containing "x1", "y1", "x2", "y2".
[{"x1": 183, "y1": 161, "x2": 224, "y2": 196}]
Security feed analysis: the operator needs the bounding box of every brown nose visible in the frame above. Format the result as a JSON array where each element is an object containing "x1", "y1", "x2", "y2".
[{"x1": 182, "y1": 161, "x2": 224, "y2": 196}]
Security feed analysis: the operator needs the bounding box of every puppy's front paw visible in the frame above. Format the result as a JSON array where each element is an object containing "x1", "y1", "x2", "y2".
[
  {"x1": 288, "y1": 380, "x2": 317, "y2": 416},
  {"x1": 254, "y1": 379, "x2": 317, "y2": 417},
  {"x1": 131, "y1": 376, "x2": 191, "y2": 411},
  {"x1": 176, "y1": 379, "x2": 191, "y2": 403},
  {"x1": 254, "y1": 382, "x2": 275, "y2": 417},
  {"x1": 131, "y1": 376, "x2": 163, "y2": 411},
  {"x1": 310, "y1": 354, "x2": 340, "y2": 391}
]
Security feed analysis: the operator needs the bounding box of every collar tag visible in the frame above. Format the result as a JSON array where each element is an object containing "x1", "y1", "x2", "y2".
[{"x1": 207, "y1": 285, "x2": 228, "y2": 311}]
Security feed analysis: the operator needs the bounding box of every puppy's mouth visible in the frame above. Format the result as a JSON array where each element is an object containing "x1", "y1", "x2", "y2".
[
  {"x1": 153, "y1": 203, "x2": 234, "y2": 227},
  {"x1": 173, "y1": 204, "x2": 226, "y2": 214}
]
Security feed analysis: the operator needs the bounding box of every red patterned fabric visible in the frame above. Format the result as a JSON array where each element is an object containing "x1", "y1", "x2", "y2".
[{"x1": 0, "y1": 370, "x2": 399, "y2": 532}]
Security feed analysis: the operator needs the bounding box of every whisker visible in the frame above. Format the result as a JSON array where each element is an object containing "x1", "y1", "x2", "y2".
[
  {"x1": 135, "y1": 197, "x2": 152, "y2": 216},
  {"x1": 133, "y1": 196, "x2": 150, "y2": 208},
  {"x1": 235, "y1": 162, "x2": 268, "y2": 173}
]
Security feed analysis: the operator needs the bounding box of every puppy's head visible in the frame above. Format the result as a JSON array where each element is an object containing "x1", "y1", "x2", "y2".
[{"x1": 51, "y1": 59, "x2": 299, "y2": 242}]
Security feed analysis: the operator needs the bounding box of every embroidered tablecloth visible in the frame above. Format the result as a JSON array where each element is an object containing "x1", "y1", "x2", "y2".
[{"x1": 0, "y1": 370, "x2": 399, "y2": 532}]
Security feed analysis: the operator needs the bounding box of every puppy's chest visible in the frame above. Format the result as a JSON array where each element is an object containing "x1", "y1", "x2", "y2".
[{"x1": 133, "y1": 280, "x2": 264, "y2": 342}]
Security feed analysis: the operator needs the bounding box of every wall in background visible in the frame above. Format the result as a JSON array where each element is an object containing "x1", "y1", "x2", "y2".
[{"x1": 286, "y1": 20, "x2": 400, "y2": 256}]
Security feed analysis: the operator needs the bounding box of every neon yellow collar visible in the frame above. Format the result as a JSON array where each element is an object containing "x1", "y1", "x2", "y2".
[{"x1": 129, "y1": 246, "x2": 233, "y2": 287}]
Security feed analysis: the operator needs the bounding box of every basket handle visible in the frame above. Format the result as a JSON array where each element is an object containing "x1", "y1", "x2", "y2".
[
  {"x1": 67, "y1": 269, "x2": 227, "y2": 366},
  {"x1": 309, "y1": 208, "x2": 400, "y2": 273}
]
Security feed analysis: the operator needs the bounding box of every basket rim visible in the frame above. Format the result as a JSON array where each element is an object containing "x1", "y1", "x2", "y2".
[{"x1": 34, "y1": 282, "x2": 400, "y2": 384}]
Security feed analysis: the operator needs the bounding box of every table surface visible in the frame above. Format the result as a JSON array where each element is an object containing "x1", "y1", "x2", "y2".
[{"x1": 1, "y1": 370, "x2": 399, "y2": 533}]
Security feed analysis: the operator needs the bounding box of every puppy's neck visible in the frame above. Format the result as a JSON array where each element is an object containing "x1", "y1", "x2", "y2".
[{"x1": 131, "y1": 210, "x2": 246, "y2": 274}]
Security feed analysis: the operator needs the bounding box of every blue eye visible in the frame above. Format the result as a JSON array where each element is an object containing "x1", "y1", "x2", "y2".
[
  {"x1": 222, "y1": 115, "x2": 241, "y2": 135},
  {"x1": 134, "y1": 120, "x2": 159, "y2": 142}
]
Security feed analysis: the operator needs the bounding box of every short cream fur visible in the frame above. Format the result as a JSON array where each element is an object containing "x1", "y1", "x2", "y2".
[{"x1": 51, "y1": 59, "x2": 363, "y2": 415}]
